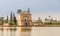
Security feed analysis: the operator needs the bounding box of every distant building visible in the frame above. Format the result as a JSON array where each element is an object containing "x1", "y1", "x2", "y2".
[
  {"x1": 33, "y1": 17, "x2": 44, "y2": 26},
  {"x1": 17, "y1": 8, "x2": 33, "y2": 26},
  {"x1": 17, "y1": 8, "x2": 44, "y2": 26}
]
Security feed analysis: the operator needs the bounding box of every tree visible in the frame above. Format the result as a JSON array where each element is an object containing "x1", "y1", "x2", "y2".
[
  {"x1": 9, "y1": 11, "x2": 14, "y2": 25},
  {"x1": 2, "y1": 17, "x2": 4, "y2": 25},
  {"x1": 13, "y1": 13, "x2": 17, "y2": 25},
  {"x1": 9, "y1": 12, "x2": 17, "y2": 25},
  {"x1": 6, "y1": 15, "x2": 8, "y2": 23},
  {"x1": 0, "y1": 17, "x2": 4, "y2": 25}
]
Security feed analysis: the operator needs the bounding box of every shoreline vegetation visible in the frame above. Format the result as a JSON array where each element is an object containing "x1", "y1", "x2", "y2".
[{"x1": 0, "y1": 25, "x2": 60, "y2": 27}]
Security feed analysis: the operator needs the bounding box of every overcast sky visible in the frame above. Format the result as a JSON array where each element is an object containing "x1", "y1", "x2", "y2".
[{"x1": 0, "y1": 0, "x2": 60, "y2": 21}]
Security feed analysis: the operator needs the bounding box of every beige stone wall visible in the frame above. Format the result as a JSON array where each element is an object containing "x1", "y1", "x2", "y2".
[
  {"x1": 18, "y1": 14, "x2": 21, "y2": 25},
  {"x1": 17, "y1": 13, "x2": 32, "y2": 26}
]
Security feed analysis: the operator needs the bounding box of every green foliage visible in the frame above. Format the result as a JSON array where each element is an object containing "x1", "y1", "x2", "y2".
[
  {"x1": 9, "y1": 19, "x2": 14, "y2": 25},
  {"x1": 9, "y1": 19, "x2": 17, "y2": 25},
  {"x1": 45, "y1": 22, "x2": 52, "y2": 25},
  {"x1": 0, "y1": 17, "x2": 4, "y2": 25},
  {"x1": 13, "y1": 17, "x2": 17, "y2": 25},
  {"x1": 45, "y1": 21, "x2": 60, "y2": 25}
]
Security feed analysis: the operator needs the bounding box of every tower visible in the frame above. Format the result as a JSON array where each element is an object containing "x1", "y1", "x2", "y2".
[{"x1": 17, "y1": 9, "x2": 32, "y2": 26}]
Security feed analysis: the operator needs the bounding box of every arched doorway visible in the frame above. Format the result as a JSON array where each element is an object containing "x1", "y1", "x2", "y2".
[
  {"x1": 25, "y1": 22, "x2": 30, "y2": 26},
  {"x1": 25, "y1": 22, "x2": 28, "y2": 26}
]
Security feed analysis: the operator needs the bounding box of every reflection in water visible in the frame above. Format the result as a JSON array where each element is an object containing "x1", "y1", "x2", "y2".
[
  {"x1": 21, "y1": 27, "x2": 31, "y2": 36},
  {"x1": 0, "y1": 27, "x2": 31, "y2": 36},
  {"x1": 0, "y1": 27, "x2": 3, "y2": 36},
  {"x1": 0, "y1": 27, "x2": 60, "y2": 36}
]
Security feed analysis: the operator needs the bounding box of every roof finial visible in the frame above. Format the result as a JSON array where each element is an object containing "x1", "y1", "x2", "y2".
[{"x1": 28, "y1": 8, "x2": 30, "y2": 13}]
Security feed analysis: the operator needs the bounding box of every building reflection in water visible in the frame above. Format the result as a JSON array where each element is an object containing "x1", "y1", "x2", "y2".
[
  {"x1": 21, "y1": 27, "x2": 31, "y2": 36},
  {"x1": 0, "y1": 27, "x2": 31, "y2": 36}
]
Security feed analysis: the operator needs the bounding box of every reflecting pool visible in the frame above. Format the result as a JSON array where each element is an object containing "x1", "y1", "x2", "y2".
[{"x1": 0, "y1": 27, "x2": 60, "y2": 36}]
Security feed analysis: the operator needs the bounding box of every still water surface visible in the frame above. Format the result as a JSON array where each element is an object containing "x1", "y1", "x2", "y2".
[{"x1": 0, "y1": 27, "x2": 60, "y2": 36}]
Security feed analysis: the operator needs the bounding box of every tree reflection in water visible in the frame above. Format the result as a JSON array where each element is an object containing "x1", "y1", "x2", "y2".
[
  {"x1": 0, "y1": 27, "x2": 32, "y2": 36},
  {"x1": 9, "y1": 27, "x2": 16, "y2": 36},
  {"x1": 0, "y1": 27, "x2": 3, "y2": 36}
]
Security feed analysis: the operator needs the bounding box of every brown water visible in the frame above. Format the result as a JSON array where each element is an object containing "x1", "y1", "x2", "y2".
[{"x1": 0, "y1": 27, "x2": 60, "y2": 36}]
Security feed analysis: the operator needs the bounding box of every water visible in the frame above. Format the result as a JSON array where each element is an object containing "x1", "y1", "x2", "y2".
[{"x1": 0, "y1": 27, "x2": 60, "y2": 36}]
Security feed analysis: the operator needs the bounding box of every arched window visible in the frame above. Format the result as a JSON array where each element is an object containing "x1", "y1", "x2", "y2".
[{"x1": 23, "y1": 17, "x2": 28, "y2": 21}]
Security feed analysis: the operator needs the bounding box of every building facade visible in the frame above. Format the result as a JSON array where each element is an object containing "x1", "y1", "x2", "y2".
[
  {"x1": 17, "y1": 9, "x2": 33, "y2": 26},
  {"x1": 17, "y1": 9, "x2": 44, "y2": 26}
]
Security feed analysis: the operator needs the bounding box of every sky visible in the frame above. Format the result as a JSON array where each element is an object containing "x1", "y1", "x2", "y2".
[{"x1": 0, "y1": 0, "x2": 60, "y2": 21}]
